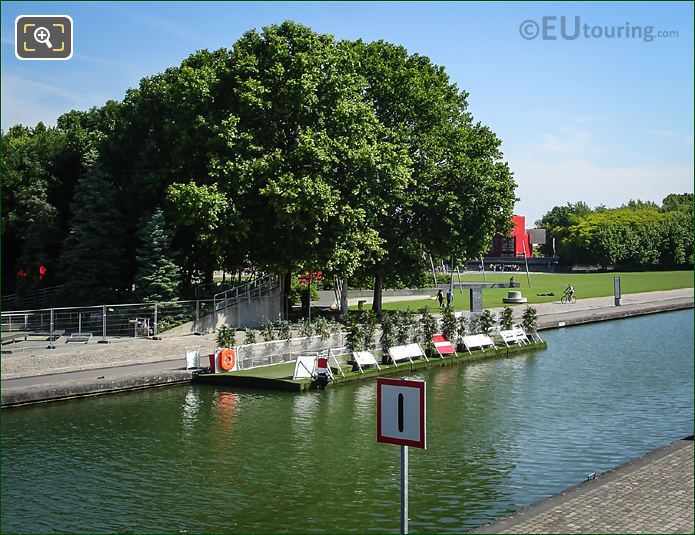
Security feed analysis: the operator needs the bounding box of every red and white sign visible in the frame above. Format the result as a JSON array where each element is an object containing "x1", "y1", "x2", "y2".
[{"x1": 377, "y1": 377, "x2": 426, "y2": 449}]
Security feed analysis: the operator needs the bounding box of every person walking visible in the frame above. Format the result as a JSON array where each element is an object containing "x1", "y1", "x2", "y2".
[
  {"x1": 446, "y1": 289, "x2": 453, "y2": 307},
  {"x1": 437, "y1": 289, "x2": 444, "y2": 307}
]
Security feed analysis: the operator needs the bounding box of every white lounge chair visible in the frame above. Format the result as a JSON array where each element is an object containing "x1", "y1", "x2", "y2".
[
  {"x1": 388, "y1": 343, "x2": 428, "y2": 366},
  {"x1": 461, "y1": 334, "x2": 497, "y2": 355},
  {"x1": 352, "y1": 351, "x2": 381, "y2": 373}
]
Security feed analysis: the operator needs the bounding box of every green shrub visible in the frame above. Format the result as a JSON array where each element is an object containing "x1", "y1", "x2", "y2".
[
  {"x1": 418, "y1": 307, "x2": 437, "y2": 355},
  {"x1": 396, "y1": 310, "x2": 414, "y2": 345},
  {"x1": 276, "y1": 320, "x2": 292, "y2": 340},
  {"x1": 499, "y1": 307, "x2": 514, "y2": 330},
  {"x1": 260, "y1": 319, "x2": 276, "y2": 341},
  {"x1": 467, "y1": 314, "x2": 480, "y2": 335},
  {"x1": 478, "y1": 310, "x2": 495, "y2": 335},
  {"x1": 522, "y1": 306, "x2": 538, "y2": 334},
  {"x1": 441, "y1": 306, "x2": 457, "y2": 341},
  {"x1": 362, "y1": 310, "x2": 377, "y2": 351},
  {"x1": 216, "y1": 324, "x2": 236, "y2": 348},
  {"x1": 345, "y1": 315, "x2": 365, "y2": 353},
  {"x1": 244, "y1": 329, "x2": 257, "y2": 345},
  {"x1": 380, "y1": 312, "x2": 396, "y2": 364},
  {"x1": 456, "y1": 314, "x2": 468, "y2": 342},
  {"x1": 289, "y1": 276, "x2": 319, "y2": 304},
  {"x1": 313, "y1": 317, "x2": 331, "y2": 340},
  {"x1": 298, "y1": 319, "x2": 314, "y2": 338}
]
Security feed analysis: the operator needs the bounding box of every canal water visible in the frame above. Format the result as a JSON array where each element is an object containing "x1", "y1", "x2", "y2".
[{"x1": 2, "y1": 310, "x2": 693, "y2": 533}]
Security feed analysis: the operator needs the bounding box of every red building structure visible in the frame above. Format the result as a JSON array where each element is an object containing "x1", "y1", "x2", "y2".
[{"x1": 489, "y1": 215, "x2": 533, "y2": 258}]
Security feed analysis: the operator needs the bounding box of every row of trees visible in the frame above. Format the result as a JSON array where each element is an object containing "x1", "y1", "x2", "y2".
[
  {"x1": 2, "y1": 21, "x2": 516, "y2": 310},
  {"x1": 535, "y1": 194, "x2": 693, "y2": 269}
]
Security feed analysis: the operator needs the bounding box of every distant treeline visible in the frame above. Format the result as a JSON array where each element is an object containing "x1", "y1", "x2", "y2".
[{"x1": 535, "y1": 196, "x2": 694, "y2": 269}]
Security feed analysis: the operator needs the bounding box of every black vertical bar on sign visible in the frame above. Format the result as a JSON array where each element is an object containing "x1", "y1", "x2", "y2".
[{"x1": 398, "y1": 393, "x2": 404, "y2": 433}]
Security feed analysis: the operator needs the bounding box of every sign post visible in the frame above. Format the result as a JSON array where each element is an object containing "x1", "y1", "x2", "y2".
[
  {"x1": 614, "y1": 276, "x2": 622, "y2": 306},
  {"x1": 377, "y1": 377, "x2": 426, "y2": 535}
]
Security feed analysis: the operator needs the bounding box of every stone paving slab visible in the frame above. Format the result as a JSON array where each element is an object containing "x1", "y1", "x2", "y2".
[
  {"x1": 1, "y1": 333, "x2": 217, "y2": 380},
  {"x1": 471, "y1": 438, "x2": 695, "y2": 534}
]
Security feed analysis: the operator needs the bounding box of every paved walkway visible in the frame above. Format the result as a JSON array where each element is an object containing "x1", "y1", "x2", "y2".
[
  {"x1": 1, "y1": 332, "x2": 218, "y2": 380},
  {"x1": 2, "y1": 288, "x2": 692, "y2": 382},
  {"x1": 471, "y1": 437, "x2": 694, "y2": 534},
  {"x1": 1, "y1": 288, "x2": 692, "y2": 405}
]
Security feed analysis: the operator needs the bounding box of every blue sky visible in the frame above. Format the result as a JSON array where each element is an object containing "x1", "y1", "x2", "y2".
[{"x1": 2, "y1": 1, "x2": 693, "y2": 224}]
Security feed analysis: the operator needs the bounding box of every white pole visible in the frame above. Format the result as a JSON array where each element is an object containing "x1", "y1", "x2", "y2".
[
  {"x1": 456, "y1": 265, "x2": 463, "y2": 294},
  {"x1": 401, "y1": 445, "x2": 408, "y2": 535},
  {"x1": 101, "y1": 305, "x2": 107, "y2": 343},
  {"x1": 429, "y1": 255, "x2": 437, "y2": 288},
  {"x1": 154, "y1": 303, "x2": 158, "y2": 338},
  {"x1": 523, "y1": 242, "x2": 531, "y2": 288},
  {"x1": 49, "y1": 308, "x2": 55, "y2": 349}
]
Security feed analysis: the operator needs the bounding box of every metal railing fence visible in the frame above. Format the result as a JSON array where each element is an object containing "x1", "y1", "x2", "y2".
[
  {"x1": 213, "y1": 274, "x2": 280, "y2": 311},
  {"x1": 234, "y1": 332, "x2": 346, "y2": 370},
  {"x1": 1, "y1": 299, "x2": 214, "y2": 352}
]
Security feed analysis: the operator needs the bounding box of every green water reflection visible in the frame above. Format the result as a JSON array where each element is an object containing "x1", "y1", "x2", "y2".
[{"x1": 2, "y1": 310, "x2": 693, "y2": 533}]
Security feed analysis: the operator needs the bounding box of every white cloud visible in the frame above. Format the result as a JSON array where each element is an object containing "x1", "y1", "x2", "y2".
[
  {"x1": 646, "y1": 129, "x2": 677, "y2": 138},
  {"x1": 538, "y1": 127, "x2": 592, "y2": 155},
  {"x1": 106, "y1": 5, "x2": 201, "y2": 42},
  {"x1": 1, "y1": 74, "x2": 109, "y2": 129}
]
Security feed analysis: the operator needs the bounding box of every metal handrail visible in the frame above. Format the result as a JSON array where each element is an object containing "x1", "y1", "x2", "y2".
[{"x1": 213, "y1": 274, "x2": 280, "y2": 311}]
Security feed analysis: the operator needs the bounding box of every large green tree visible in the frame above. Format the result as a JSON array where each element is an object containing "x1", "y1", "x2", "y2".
[
  {"x1": 135, "y1": 208, "x2": 181, "y2": 302},
  {"x1": 164, "y1": 181, "x2": 230, "y2": 288},
  {"x1": 3, "y1": 21, "x2": 520, "y2": 312},
  {"x1": 58, "y1": 154, "x2": 128, "y2": 304},
  {"x1": 351, "y1": 40, "x2": 516, "y2": 313},
  {"x1": 535, "y1": 201, "x2": 591, "y2": 258},
  {"x1": 212, "y1": 22, "x2": 401, "y2": 280}
]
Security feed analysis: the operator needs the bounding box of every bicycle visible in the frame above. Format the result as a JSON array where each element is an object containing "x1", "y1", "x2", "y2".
[{"x1": 561, "y1": 293, "x2": 577, "y2": 304}]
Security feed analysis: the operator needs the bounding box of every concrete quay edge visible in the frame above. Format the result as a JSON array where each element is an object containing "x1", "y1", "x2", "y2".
[
  {"x1": 1, "y1": 369, "x2": 193, "y2": 407},
  {"x1": 2, "y1": 293, "x2": 692, "y2": 407}
]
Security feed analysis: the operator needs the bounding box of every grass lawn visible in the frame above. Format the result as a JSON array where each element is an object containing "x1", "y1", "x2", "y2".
[
  {"x1": 228, "y1": 361, "x2": 296, "y2": 379},
  {"x1": 350, "y1": 270, "x2": 693, "y2": 312}
]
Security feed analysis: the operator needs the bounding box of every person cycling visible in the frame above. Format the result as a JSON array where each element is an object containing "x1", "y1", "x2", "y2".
[{"x1": 563, "y1": 284, "x2": 575, "y2": 302}]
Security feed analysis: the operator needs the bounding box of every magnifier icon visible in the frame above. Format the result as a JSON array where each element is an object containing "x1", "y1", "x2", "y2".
[{"x1": 34, "y1": 26, "x2": 53, "y2": 49}]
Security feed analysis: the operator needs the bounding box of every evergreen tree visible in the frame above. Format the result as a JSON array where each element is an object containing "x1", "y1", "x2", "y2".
[
  {"x1": 135, "y1": 208, "x2": 181, "y2": 302},
  {"x1": 58, "y1": 155, "x2": 128, "y2": 304}
]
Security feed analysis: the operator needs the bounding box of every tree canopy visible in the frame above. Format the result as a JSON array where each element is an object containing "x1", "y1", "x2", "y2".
[
  {"x1": 536, "y1": 196, "x2": 693, "y2": 269},
  {"x1": 3, "y1": 21, "x2": 518, "y2": 306}
]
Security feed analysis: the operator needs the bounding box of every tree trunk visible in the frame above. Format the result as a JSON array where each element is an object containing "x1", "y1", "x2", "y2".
[
  {"x1": 282, "y1": 271, "x2": 292, "y2": 320},
  {"x1": 340, "y1": 278, "x2": 349, "y2": 315},
  {"x1": 372, "y1": 270, "x2": 383, "y2": 317}
]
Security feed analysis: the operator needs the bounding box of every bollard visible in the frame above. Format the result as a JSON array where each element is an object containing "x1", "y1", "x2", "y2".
[
  {"x1": 48, "y1": 308, "x2": 55, "y2": 349},
  {"x1": 153, "y1": 303, "x2": 159, "y2": 339},
  {"x1": 98, "y1": 305, "x2": 109, "y2": 343}
]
